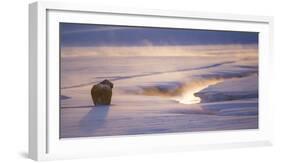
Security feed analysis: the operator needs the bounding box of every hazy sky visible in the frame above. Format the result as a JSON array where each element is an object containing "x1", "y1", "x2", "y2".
[{"x1": 60, "y1": 23, "x2": 258, "y2": 47}]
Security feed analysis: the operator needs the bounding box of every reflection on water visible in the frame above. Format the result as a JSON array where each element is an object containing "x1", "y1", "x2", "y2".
[
  {"x1": 173, "y1": 79, "x2": 224, "y2": 104},
  {"x1": 135, "y1": 78, "x2": 224, "y2": 105}
]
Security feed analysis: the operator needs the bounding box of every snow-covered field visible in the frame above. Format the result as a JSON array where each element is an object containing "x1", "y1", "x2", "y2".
[{"x1": 60, "y1": 44, "x2": 258, "y2": 138}]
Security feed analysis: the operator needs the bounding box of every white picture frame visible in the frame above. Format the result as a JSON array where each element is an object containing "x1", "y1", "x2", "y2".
[{"x1": 29, "y1": 1, "x2": 274, "y2": 161}]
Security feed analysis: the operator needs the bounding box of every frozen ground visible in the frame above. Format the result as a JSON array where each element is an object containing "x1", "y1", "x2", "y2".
[{"x1": 60, "y1": 45, "x2": 258, "y2": 138}]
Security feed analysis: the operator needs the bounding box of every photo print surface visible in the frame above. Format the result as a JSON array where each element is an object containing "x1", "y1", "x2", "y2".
[{"x1": 60, "y1": 23, "x2": 258, "y2": 138}]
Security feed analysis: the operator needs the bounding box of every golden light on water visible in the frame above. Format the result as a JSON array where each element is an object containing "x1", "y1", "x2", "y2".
[
  {"x1": 138, "y1": 78, "x2": 225, "y2": 105},
  {"x1": 173, "y1": 79, "x2": 224, "y2": 104}
]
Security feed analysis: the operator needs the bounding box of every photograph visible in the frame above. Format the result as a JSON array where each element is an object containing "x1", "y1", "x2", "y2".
[{"x1": 59, "y1": 23, "x2": 259, "y2": 138}]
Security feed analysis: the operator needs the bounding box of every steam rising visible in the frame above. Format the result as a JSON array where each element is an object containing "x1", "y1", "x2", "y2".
[
  {"x1": 138, "y1": 78, "x2": 225, "y2": 104},
  {"x1": 173, "y1": 79, "x2": 224, "y2": 104},
  {"x1": 61, "y1": 44, "x2": 258, "y2": 58}
]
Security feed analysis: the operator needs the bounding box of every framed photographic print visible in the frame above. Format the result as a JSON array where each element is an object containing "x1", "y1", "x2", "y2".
[{"x1": 29, "y1": 1, "x2": 274, "y2": 161}]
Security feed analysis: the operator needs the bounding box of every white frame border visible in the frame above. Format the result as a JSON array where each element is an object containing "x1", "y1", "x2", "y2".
[{"x1": 29, "y1": 1, "x2": 274, "y2": 161}]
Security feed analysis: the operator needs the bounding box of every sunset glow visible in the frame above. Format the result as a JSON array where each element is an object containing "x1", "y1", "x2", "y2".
[
  {"x1": 174, "y1": 79, "x2": 224, "y2": 104},
  {"x1": 60, "y1": 23, "x2": 259, "y2": 138}
]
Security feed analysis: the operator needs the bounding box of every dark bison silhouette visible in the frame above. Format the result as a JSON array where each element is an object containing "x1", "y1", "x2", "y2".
[{"x1": 91, "y1": 80, "x2": 113, "y2": 106}]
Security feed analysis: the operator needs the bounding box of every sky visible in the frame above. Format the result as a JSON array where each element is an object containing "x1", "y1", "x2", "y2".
[{"x1": 60, "y1": 23, "x2": 258, "y2": 47}]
